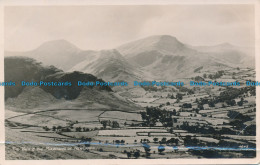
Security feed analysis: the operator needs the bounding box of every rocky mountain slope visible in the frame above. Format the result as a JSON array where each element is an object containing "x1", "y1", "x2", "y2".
[
  {"x1": 69, "y1": 49, "x2": 144, "y2": 82},
  {"x1": 117, "y1": 35, "x2": 254, "y2": 79}
]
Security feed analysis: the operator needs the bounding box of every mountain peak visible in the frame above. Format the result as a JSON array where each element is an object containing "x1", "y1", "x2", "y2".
[
  {"x1": 99, "y1": 49, "x2": 124, "y2": 60},
  {"x1": 142, "y1": 35, "x2": 179, "y2": 43},
  {"x1": 36, "y1": 39, "x2": 80, "y2": 52},
  {"x1": 152, "y1": 35, "x2": 183, "y2": 47},
  {"x1": 117, "y1": 35, "x2": 189, "y2": 57},
  {"x1": 157, "y1": 34, "x2": 177, "y2": 40}
]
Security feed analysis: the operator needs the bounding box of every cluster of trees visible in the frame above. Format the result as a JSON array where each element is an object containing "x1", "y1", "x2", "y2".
[
  {"x1": 237, "y1": 98, "x2": 244, "y2": 106},
  {"x1": 140, "y1": 107, "x2": 177, "y2": 127},
  {"x1": 43, "y1": 125, "x2": 73, "y2": 132},
  {"x1": 196, "y1": 86, "x2": 254, "y2": 108},
  {"x1": 44, "y1": 125, "x2": 101, "y2": 133},
  {"x1": 75, "y1": 127, "x2": 91, "y2": 132},
  {"x1": 42, "y1": 126, "x2": 50, "y2": 131},
  {"x1": 205, "y1": 70, "x2": 225, "y2": 79},
  {"x1": 100, "y1": 120, "x2": 120, "y2": 129},
  {"x1": 193, "y1": 76, "x2": 205, "y2": 81},
  {"x1": 165, "y1": 93, "x2": 184, "y2": 101},
  {"x1": 180, "y1": 121, "x2": 236, "y2": 135},
  {"x1": 152, "y1": 137, "x2": 179, "y2": 145},
  {"x1": 227, "y1": 111, "x2": 252, "y2": 130},
  {"x1": 141, "y1": 85, "x2": 158, "y2": 92},
  {"x1": 190, "y1": 149, "x2": 221, "y2": 158},
  {"x1": 182, "y1": 103, "x2": 192, "y2": 108},
  {"x1": 184, "y1": 135, "x2": 199, "y2": 146},
  {"x1": 113, "y1": 139, "x2": 125, "y2": 144},
  {"x1": 184, "y1": 133, "x2": 256, "y2": 158},
  {"x1": 167, "y1": 94, "x2": 175, "y2": 99},
  {"x1": 140, "y1": 139, "x2": 150, "y2": 143},
  {"x1": 141, "y1": 143, "x2": 166, "y2": 157},
  {"x1": 81, "y1": 137, "x2": 92, "y2": 147},
  {"x1": 218, "y1": 86, "x2": 255, "y2": 103},
  {"x1": 125, "y1": 150, "x2": 141, "y2": 159},
  {"x1": 176, "y1": 86, "x2": 194, "y2": 95},
  {"x1": 243, "y1": 125, "x2": 256, "y2": 136}
]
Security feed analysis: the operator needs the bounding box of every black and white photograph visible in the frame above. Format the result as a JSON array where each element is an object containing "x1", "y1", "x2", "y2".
[{"x1": 1, "y1": 2, "x2": 259, "y2": 163}]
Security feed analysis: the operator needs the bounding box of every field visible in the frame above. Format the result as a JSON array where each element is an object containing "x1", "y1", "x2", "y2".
[{"x1": 5, "y1": 67, "x2": 256, "y2": 159}]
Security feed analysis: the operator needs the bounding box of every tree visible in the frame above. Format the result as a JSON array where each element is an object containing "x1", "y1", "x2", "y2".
[
  {"x1": 237, "y1": 98, "x2": 244, "y2": 106},
  {"x1": 133, "y1": 150, "x2": 140, "y2": 159},
  {"x1": 208, "y1": 101, "x2": 215, "y2": 107},
  {"x1": 226, "y1": 99, "x2": 236, "y2": 106},
  {"x1": 243, "y1": 125, "x2": 256, "y2": 136},
  {"x1": 198, "y1": 104, "x2": 204, "y2": 110},
  {"x1": 143, "y1": 143, "x2": 151, "y2": 157},
  {"x1": 194, "y1": 108, "x2": 199, "y2": 113},
  {"x1": 237, "y1": 101, "x2": 243, "y2": 106},
  {"x1": 194, "y1": 76, "x2": 204, "y2": 81},
  {"x1": 101, "y1": 120, "x2": 108, "y2": 129},
  {"x1": 176, "y1": 93, "x2": 183, "y2": 100},
  {"x1": 57, "y1": 126, "x2": 62, "y2": 131},
  {"x1": 222, "y1": 103, "x2": 226, "y2": 108},
  {"x1": 161, "y1": 138, "x2": 167, "y2": 144},
  {"x1": 140, "y1": 112, "x2": 147, "y2": 121},
  {"x1": 203, "y1": 73, "x2": 207, "y2": 78},
  {"x1": 112, "y1": 121, "x2": 120, "y2": 128},
  {"x1": 173, "y1": 109, "x2": 177, "y2": 116},
  {"x1": 43, "y1": 126, "x2": 50, "y2": 131},
  {"x1": 84, "y1": 138, "x2": 92, "y2": 147},
  {"x1": 184, "y1": 135, "x2": 199, "y2": 146},
  {"x1": 76, "y1": 127, "x2": 82, "y2": 132},
  {"x1": 153, "y1": 138, "x2": 159, "y2": 143},
  {"x1": 127, "y1": 152, "x2": 132, "y2": 159},
  {"x1": 158, "y1": 145, "x2": 165, "y2": 154},
  {"x1": 52, "y1": 126, "x2": 56, "y2": 131},
  {"x1": 170, "y1": 94, "x2": 175, "y2": 99}
]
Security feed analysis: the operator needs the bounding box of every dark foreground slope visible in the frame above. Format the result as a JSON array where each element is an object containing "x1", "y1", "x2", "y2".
[{"x1": 4, "y1": 56, "x2": 139, "y2": 111}]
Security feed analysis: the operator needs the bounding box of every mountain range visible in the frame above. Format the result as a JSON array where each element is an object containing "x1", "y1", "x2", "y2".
[{"x1": 5, "y1": 35, "x2": 255, "y2": 81}]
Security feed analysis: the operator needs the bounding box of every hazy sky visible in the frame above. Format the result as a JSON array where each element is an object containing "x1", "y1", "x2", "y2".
[{"x1": 5, "y1": 5, "x2": 255, "y2": 51}]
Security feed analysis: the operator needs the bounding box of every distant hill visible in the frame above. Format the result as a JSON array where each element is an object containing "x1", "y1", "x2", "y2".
[
  {"x1": 191, "y1": 43, "x2": 255, "y2": 67},
  {"x1": 4, "y1": 56, "x2": 111, "y2": 100},
  {"x1": 69, "y1": 49, "x2": 144, "y2": 82},
  {"x1": 118, "y1": 35, "x2": 196, "y2": 60},
  {"x1": 5, "y1": 40, "x2": 86, "y2": 71},
  {"x1": 117, "y1": 35, "x2": 255, "y2": 79},
  {"x1": 5, "y1": 56, "x2": 139, "y2": 111},
  {"x1": 4, "y1": 56, "x2": 62, "y2": 99}
]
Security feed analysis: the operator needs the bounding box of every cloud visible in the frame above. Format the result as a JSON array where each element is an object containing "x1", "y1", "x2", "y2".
[{"x1": 5, "y1": 5, "x2": 254, "y2": 51}]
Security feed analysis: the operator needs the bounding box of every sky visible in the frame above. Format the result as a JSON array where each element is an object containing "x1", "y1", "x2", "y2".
[{"x1": 5, "y1": 5, "x2": 255, "y2": 51}]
